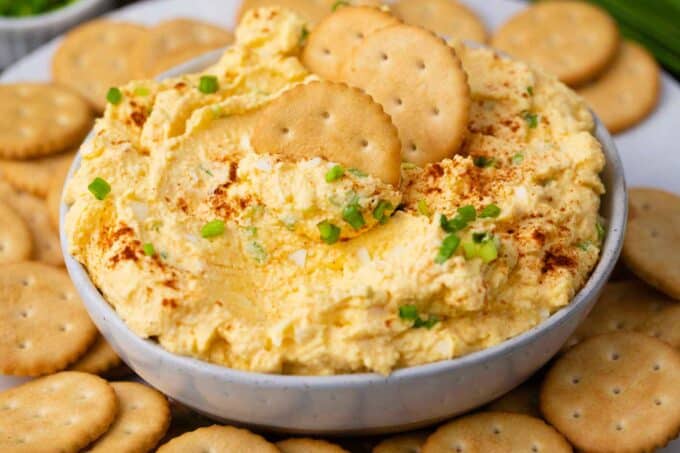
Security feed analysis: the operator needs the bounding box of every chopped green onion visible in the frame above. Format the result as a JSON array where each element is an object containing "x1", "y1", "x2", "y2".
[
  {"x1": 348, "y1": 168, "x2": 367, "y2": 177},
  {"x1": 480, "y1": 203, "x2": 501, "y2": 218},
  {"x1": 479, "y1": 240, "x2": 498, "y2": 263},
  {"x1": 435, "y1": 233, "x2": 460, "y2": 264},
  {"x1": 88, "y1": 177, "x2": 110, "y2": 200},
  {"x1": 134, "y1": 86, "x2": 150, "y2": 96},
  {"x1": 463, "y1": 236, "x2": 499, "y2": 263},
  {"x1": 198, "y1": 75, "x2": 219, "y2": 94},
  {"x1": 457, "y1": 205, "x2": 476, "y2": 223},
  {"x1": 142, "y1": 243, "x2": 155, "y2": 256},
  {"x1": 299, "y1": 25, "x2": 309, "y2": 45},
  {"x1": 201, "y1": 219, "x2": 225, "y2": 238},
  {"x1": 440, "y1": 205, "x2": 476, "y2": 233},
  {"x1": 325, "y1": 164, "x2": 345, "y2": 182},
  {"x1": 523, "y1": 111, "x2": 539, "y2": 128},
  {"x1": 472, "y1": 231, "x2": 490, "y2": 243},
  {"x1": 512, "y1": 153, "x2": 524, "y2": 164},
  {"x1": 399, "y1": 305, "x2": 419, "y2": 321},
  {"x1": 417, "y1": 199, "x2": 430, "y2": 216},
  {"x1": 414, "y1": 315, "x2": 439, "y2": 329},
  {"x1": 473, "y1": 156, "x2": 496, "y2": 168},
  {"x1": 596, "y1": 220, "x2": 606, "y2": 242},
  {"x1": 106, "y1": 87, "x2": 122, "y2": 105},
  {"x1": 343, "y1": 204, "x2": 365, "y2": 230},
  {"x1": 527, "y1": 86, "x2": 534, "y2": 96},
  {"x1": 578, "y1": 242, "x2": 590, "y2": 251},
  {"x1": 373, "y1": 200, "x2": 393, "y2": 224},
  {"x1": 318, "y1": 220, "x2": 340, "y2": 244},
  {"x1": 331, "y1": 0, "x2": 349, "y2": 10}
]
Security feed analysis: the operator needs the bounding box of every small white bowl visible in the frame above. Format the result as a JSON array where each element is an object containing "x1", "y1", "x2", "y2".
[
  {"x1": 0, "y1": 0, "x2": 113, "y2": 69},
  {"x1": 61, "y1": 50, "x2": 627, "y2": 435}
]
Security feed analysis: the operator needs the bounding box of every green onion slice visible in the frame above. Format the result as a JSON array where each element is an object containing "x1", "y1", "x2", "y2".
[
  {"x1": 417, "y1": 199, "x2": 430, "y2": 216},
  {"x1": 325, "y1": 165, "x2": 345, "y2": 182},
  {"x1": 318, "y1": 220, "x2": 340, "y2": 244},
  {"x1": 198, "y1": 75, "x2": 219, "y2": 94},
  {"x1": 435, "y1": 233, "x2": 460, "y2": 264},
  {"x1": 399, "y1": 304, "x2": 419, "y2": 321},
  {"x1": 142, "y1": 243, "x2": 155, "y2": 256},
  {"x1": 480, "y1": 204, "x2": 501, "y2": 218},
  {"x1": 373, "y1": 200, "x2": 393, "y2": 224},
  {"x1": 201, "y1": 219, "x2": 225, "y2": 238},
  {"x1": 106, "y1": 87, "x2": 122, "y2": 105},
  {"x1": 523, "y1": 111, "x2": 539, "y2": 128},
  {"x1": 88, "y1": 177, "x2": 110, "y2": 200},
  {"x1": 343, "y1": 204, "x2": 365, "y2": 230}
]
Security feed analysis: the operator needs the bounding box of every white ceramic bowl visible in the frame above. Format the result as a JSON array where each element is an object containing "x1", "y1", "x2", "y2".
[
  {"x1": 61, "y1": 50, "x2": 627, "y2": 435},
  {"x1": 0, "y1": 0, "x2": 113, "y2": 69}
]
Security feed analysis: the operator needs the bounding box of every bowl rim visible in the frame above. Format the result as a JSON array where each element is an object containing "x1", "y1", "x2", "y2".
[
  {"x1": 0, "y1": 0, "x2": 107, "y2": 29},
  {"x1": 60, "y1": 49, "x2": 627, "y2": 387}
]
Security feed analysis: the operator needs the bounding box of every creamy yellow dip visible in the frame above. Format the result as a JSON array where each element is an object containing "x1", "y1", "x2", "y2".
[{"x1": 65, "y1": 8, "x2": 605, "y2": 375}]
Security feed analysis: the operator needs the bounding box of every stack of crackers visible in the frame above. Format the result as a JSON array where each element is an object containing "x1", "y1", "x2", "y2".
[{"x1": 1, "y1": 1, "x2": 679, "y2": 452}]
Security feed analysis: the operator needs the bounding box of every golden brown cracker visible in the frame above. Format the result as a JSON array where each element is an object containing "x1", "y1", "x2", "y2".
[
  {"x1": 0, "y1": 262, "x2": 98, "y2": 376},
  {"x1": 623, "y1": 188, "x2": 680, "y2": 300},
  {"x1": 0, "y1": 201, "x2": 32, "y2": 265},
  {"x1": 0, "y1": 183, "x2": 63, "y2": 266},
  {"x1": 157, "y1": 425, "x2": 280, "y2": 452},
  {"x1": 564, "y1": 279, "x2": 674, "y2": 350},
  {"x1": 149, "y1": 44, "x2": 228, "y2": 77},
  {"x1": 541, "y1": 332, "x2": 680, "y2": 452},
  {"x1": 638, "y1": 305, "x2": 680, "y2": 349},
  {"x1": 578, "y1": 41, "x2": 660, "y2": 134},
  {"x1": 393, "y1": 0, "x2": 487, "y2": 44},
  {"x1": 492, "y1": 0, "x2": 619, "y2": 86},
  {"x1": 0, "y1": 84, "x2": 91, "y2": 159},
  {"x1": 302, "y1": 5, "x2": 399, "y2": 82},
  {"x1": 485, "y1": 380, "x2": 542, "y2": 418},
  {"x1": 422, "y1": 412, "x2": 571, "y2": 453},
  {"x1": 238, "y1": 0, "x2": 334, "y2": 27},
  {"x1": 372, "y1": 432, "x2": 428, "y2": 453},
  {"x1": 52, "y1": 20, "x2": 148, "y2": 112},
  {"x1": 132, "y1": 18, "x2": 233, "y2": 78},
  {"x1": 343, "y1": 23, "x2": 470, "y2": 165},
  {"x1": 0, "y1": 372, "x2": 117, "y2": 452},
  {"x1": 0, "y1": 150, "x2": 75, "y2": 198},
  {"x1": 69, "y1": 335, "x2": 122, "y2": 375},
  {"x1": 87, "y1": 381, "x2": 170, "y2": 453},
  {"x1": 277, "y1": 438, "x2": 349, "y2": 452},
  {"x1": 252, "y1": 80, "x2": 402, "y2": 185}
]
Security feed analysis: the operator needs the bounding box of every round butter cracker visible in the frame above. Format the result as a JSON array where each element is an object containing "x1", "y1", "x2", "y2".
[
  {"x1": 251, "y1": 80, "x2": 402, "y2": 186},
  {"x1": 393, "y1": 0, "x2": 487, "y2": 44},
  {"x1": 0, "y1": 262, "x2": 98, "y2": 376},
  {"x1": 302, "y1": 5, "x2": 399, "y2": 82},
  {"x1": 86, "y1": 381, "x2": 170, "y2": 453},
  {"x1": 238, "y1": 0, "x2": 333, "y2": 27},
  {"x1": 52, "y1": 20, "x2": 148, "y2": 112},
  {"x1": 422, "y1": 412, "x2": 571, "y2": 453},
  {"x1": 638, "y1": 304, "x2": 680, "y2": 350},
  {"x1": 277, "y1": 437, "x2": 349, "y2": 452},
  {"x1": 343, "y1": 23, "x2": 470, "y2": 166},
  {"x1": 541, "y1": 332, "x2": 680, "y2": 452},
  {"x1": 578, "y1": 41, "x2": 660, "y2": 133},
  {"x1": 564, "y1": 279, "x2": 674, "y2": 350},
  {"x1": 0, "y1": 183, "x2": 63, "y2": 266},
  {"x1": 0, "y1": 150, "x2": 75, "y2": 198},
  {"x1": 492, "y1": 0, "x2": 619, "y2": 86},
  {"x1": 0, "y1": 201, "x2": 32, "y2": 265},
  {"x1": 0, "y1": 371, "x2": 117, "y2": 453},
  {"x1": 157, "y1": 425, "x2": 279, "y2": 452},
  {"x1": 132, "y1": 18, "x2": 233, "y2": 79},
  {"x1": 623, "y1": 188, "x2": 680, "y2": 300},
  {"x1": 0, "y1": 84, "x2": 91, "y2": 159},
  {"x1": 373, "y1": 432, "x2": 428, "y2": 453},
  {"x1": 69, "y1": 335, "x2": 122, "y2": 376}
]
